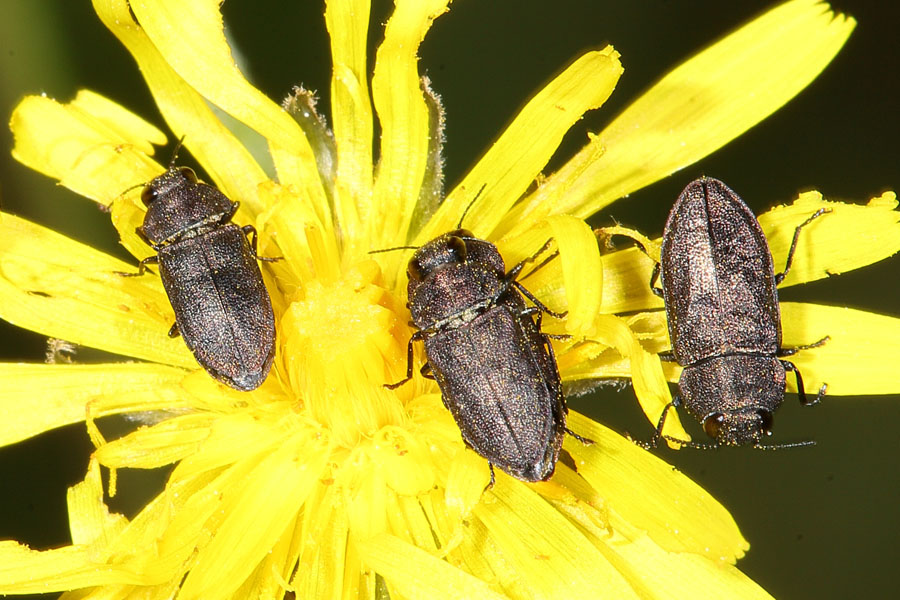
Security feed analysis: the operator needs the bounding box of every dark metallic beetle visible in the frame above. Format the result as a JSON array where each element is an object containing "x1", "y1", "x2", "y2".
[
  {"x1": 387, "y1": 229, "x2": 584, "y2": 482},
  {"x1": 650, "y1": 177, "x2": 828, "y2": 448},
  {"x1": 121, "y1": 160, "x2": 276, "y2": 391}
]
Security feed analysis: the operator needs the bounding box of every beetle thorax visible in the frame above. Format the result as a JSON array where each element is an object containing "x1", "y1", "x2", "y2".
[
  {"x1": 140, "y1": 169, "x2": 236, "y2": 246},
  {"x1": 679, "y1": 354, "x2": 786, "y2": 445}
]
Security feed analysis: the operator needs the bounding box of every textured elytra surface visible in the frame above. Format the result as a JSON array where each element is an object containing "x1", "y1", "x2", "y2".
[
  {"x1": 660, "y1": 178, "x2": 788, "y2": 445},
  {"x1": 136, "y1": 166, "x2": 276, "y2": 391},
  {"x1": 406, "y1": 231, "x2": 566, "y2": 481},
  {"x1": 158, "y1": 226, "x2": 275, "y2": 391},
  {"x1": 660, "y1": 177, "x2": 781, "y2": 366},
  {"x1": 425, "y1": 294, "x2": 565, "y2": 482}
]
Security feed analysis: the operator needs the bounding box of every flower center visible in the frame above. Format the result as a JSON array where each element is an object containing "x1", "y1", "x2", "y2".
[{"x1": 281, "y1": 259, "x2": 411, "y2": 447}]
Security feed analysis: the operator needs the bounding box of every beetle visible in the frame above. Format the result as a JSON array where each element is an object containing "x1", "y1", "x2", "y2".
[
  {"x1": 385, "y1": 228, "x2": 587, "y2": 483},
  {"x1": 119, "y1": 153, "x2": 276, "y2": 391},
  {"x1": 648, "y1": 177, "x2": 828, "y2": 448}
]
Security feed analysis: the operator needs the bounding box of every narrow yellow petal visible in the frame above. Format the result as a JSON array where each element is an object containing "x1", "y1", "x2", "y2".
[
  {"x1": 169, "y1": 412, "x2": 289, "y2": 482},
  {"x1": 527, "y1": 0, "x2": 855, "y2": 218},
  {"x1": 371, "y1": 0, "x2": 449, "y2": 249},
  {"x1": 355, "y1": 533, "x2": 509, "y2": 600},
  {"x1": 782, "y1": 303, "x2": 900, "y2": 395},
  {"x1": 10, "y1": 92, "x2": 163, "y2": 203},
  {"x1": 606, "y1": 527, "x2": 775, "y2": 600},
  {"x1": 583, "y1": 314, "x2": 686, "y2": 440},
  {"x1": 178, "y1": 432, "x2": 329, "y2": 600},
  {"x1": 123, "y1": 0, "x2": 327, "y2": 214},
  {"x1": 0, "y1": 543, "x2": 148, "y2": 593},
  {"x1": 327, "y1": 0, "x2": 375, "y2": 245},
  {"x1": 92, "y1": 0, "x2": 270, "y2": 217},
  {"x1": 566, "y1": 412, "x2": 749, "y2": 563},
  {"x1": 92, "y1": 413, "x2": 217, "y2": 470},
  {"x1": 421, "y1": 48, "x2": 623, "y2": 245},
  {"x1": 760, "y1": 191, "x2": 900, "y2": 287},
  {"x1": 599, "y1": 246, "x2": 661, "y2": 314},
  {"x1": 67, "y1": 461, "x2": 128, "y2": 549},
  {"x1": 0, "y1": 214, "x2": 195, "y2": 369},
  {"x1": 498, "y1": 215, "x2": 602, "y2": 336},
  {"x1": 475, "y1": 478, "x2": 637, "y2": 599},
  {"x1": 0, "y1": 363, "x2": 190, "y2": 448},
  {"x1": 293, "y1": 484, "x2": 350, "y2": 600}
]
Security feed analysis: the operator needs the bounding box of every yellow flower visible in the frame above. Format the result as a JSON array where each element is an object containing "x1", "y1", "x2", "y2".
[{"x1": 1, "y1": 0, "x2": 897, "y2": 598}]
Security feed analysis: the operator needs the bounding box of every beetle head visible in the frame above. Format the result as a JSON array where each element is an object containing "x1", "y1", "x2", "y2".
[
  {"x1": 701, "y1": 407, "x2": 774, "y2": 446},
  {"x1": 407, "y1": 229, "x2": 475, "y2": 282},
  {"x1": 679, "y1": 355, "x2": 786, "y2": 447},
  {"x1": 141, "y1": 166, "x2": 198, "y2": 206}
]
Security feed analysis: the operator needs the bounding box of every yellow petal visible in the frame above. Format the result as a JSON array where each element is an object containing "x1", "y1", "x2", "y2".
[
  {"x1": 566, "y1": 412, "x2": 748, "y2": 563},
  {"x1": 92, "y1": 413, "x2": 217, "y2": 470},
  {"x1": 518, "y1": 0, "x2": 855, "y2": 219},
  {"x1": 0, "y1": 363, "x2": 190, "y2": 448},
  {"x1": 474, "y1": 478, "x2": 637, "y2": 598},
  {"x1": 10, "y1": 92, "x2": 163, "y2": 203},
  {"x1": 67, "y1": 460, "x2": 128, "y2": 549},
  {"x1": 169, "y1": 412, "x2": 289, "y2": 482},
  {"x1": 577, "y1": 314, "x2": 686, "y2": 440},
  {"x1": 356, "y1": 533, "x2": 508, "y2": 600},
  {"x1": 123, "y1": 0, "x2": 327, "y2": 216},
  {"x1": 760, "y1": 191, "x2": 900, "y2": 287},
  {"x1": 326, "y1": 0, "x2": 375, "y2": 245},
  {"x1": 420, "y1": 47, "x2": 623, "y2": 246},
  {"x1": 497, "y1": 215, "x2": 602, "y2": 336},
  {"x1": 605, "y1": 527, "x2": 775, "y2": 600},
  {"x1": 371, "y1": 0, "x2": 449, "y2": 249},
  {"x1": 92, "y1": 0, "x2": 270, "y2": 217},
  {"x1": 781, "y1": 303, "x2": 900, "y2": 395},
  {"x1": 584, "y1": 191, "x2": 899, "y2": 318},
  {"x1": 293, "y1": 483, "x2": 350, "y2": 600},
  {"x1": 178, "y1": 432, "x2": 329, "y2": 599},
  {"x1": 0, "y1": 214, "x2": 195, "y2": 368}
]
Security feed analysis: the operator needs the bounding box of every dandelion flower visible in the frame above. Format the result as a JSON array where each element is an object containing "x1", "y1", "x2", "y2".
[{"x1": 2, "y1": 0, "x2": 899, "y2": 599}]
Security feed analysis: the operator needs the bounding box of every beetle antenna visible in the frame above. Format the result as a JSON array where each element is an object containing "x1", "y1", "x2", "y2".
[
  {"x1": 753, "y1": 440, "x2": 816, "y2": 450},
  {"x1": 118, "y1": 181, "x2": 147, "y2": 199},
  {"x1": 659, "y1": 435, "x2": 721, "y2": 451},
  {"x1": 369, "y1": 245, "x2": 419, "y2": 254},
  {"x1": 456, "y1": 183, "x2": 487, "y2": 229},
  {"x1": 168, "y1": 135, "x2": 187, "y2": 169}
]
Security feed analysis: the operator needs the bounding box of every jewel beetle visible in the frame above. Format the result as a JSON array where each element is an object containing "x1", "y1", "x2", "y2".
[
  {"x1": 386, "y1": 228, "x2": 587, "y2": 483},
  {"x1": 649, "y1": 177, "x2": 828, "y2": 448},
  {"x1": 120, "y1": 151, "x2": 276, "y2": 391}
]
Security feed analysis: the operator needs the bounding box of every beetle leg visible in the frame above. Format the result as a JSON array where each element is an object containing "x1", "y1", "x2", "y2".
[
  {"x1": 660, "y1": 434, "x2": 720, "y2": 450},
  {"x1": 525, "y1": 307, "x2": 570, "y2": 341},
  {"x1": 780, "y1": 360, "x2": 827, "y2": 406},
  {"x1": 518, "y1": 249, "x2": 560, "y2": 282},
  {"x1": 778, "y1": 335, "x2": 830, "y2": 357},
  {"x1": 644, "y1": 400, "x2": 674, "y2": 448},
  {"x1": 649, "y1": 262, "x2": 663, "y2": 298},
  {"x1": 565, "y1": 428, "x2": 595, "y2": 445},
  {"x1": 505, "y1": 239, "x2": 556, "y2": 283},
  {"x1": 241, "y1": 224, "x2": 283, "y2": 263},
  {"x1": 135, "y1": 226, "x2": 151, "y2": 246},
  {"x1": 486, "y1": 464, "x2": 496, "y2": 490},
  {"x1": 640, "y1": 398, "x2": 695, "y2": 449},
  {"x1": 419, "y1": 363, "x2": 435, "y2": 381},
  {"x1": 116, "y1": 254, "x2": 158, "y2": 277},
  {"x1": 168, "y1": 322, "x2": 180, "y2": 338},
  {"x1": 657, "y1": 350, "x2": 677, "y2": 362},
  {"x1": 775, "y1": 208, "x2": 831, "y2": 284},
  {"x1": 512, "y1": 281, "x2": 567, "y2": 319},
  {"x1": 385, "y1": 330, "x2": 426, "y2": 389}
]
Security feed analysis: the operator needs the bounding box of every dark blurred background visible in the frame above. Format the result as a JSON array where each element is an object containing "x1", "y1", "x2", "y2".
[{"x1": 0, "y1": 1, "x2": 897, "y2": 598}]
